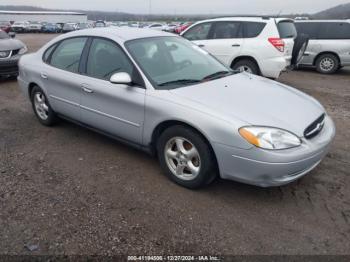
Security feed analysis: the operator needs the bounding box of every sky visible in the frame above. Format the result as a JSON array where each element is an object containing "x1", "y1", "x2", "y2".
[{"x1": 1, "y1": 0, "x2": 350, "y2": 14}]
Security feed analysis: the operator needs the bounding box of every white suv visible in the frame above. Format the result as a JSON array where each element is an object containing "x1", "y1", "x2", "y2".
[{"x1": 181, "y1": 17, "x2": 298, "y2": 79}]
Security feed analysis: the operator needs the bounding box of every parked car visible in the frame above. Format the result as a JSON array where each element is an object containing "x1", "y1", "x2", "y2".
[
  {"x1": 95, "y1": 20, "x2": 106, "y2": 28},
  {"x1": 0, "y1": 21, "x2": 12, "y2": 33},
  {"x1": 181, "y1": 17, "x2": 303, "y2": 79},
  {"x1": 62, "y1": 23, "x2": 79, "y2": 33},
  {"x1": 28, "y1": 22, "x2": 43, "y2": 33},
  {"x1": 164, "y1": 24, "x2": 178, "y2": 33},
  {"x1": 18, "y1": 28, "x2": 335, "y2": 188},
  {"x1": 174, "y1": 22, "x2": 193, "y2": 34},
  {"x1": 295, "y1": 20, "x2": 350, "y2": 74},
  {"x1": 0, "y1": 30, "x2": 27, "y2": 77},
  {"x1": 11, "y1": 21, "x2": 30, "y2": 33},
  {"x1": 78, "y1": 23, "x2": 91, "y2": 30},
  {"x1": 147, "y1": 23, "x2": 165, "y2": 31},
  {"x1": 42, "y1": 23, "x2": 61, "y2": 33}
]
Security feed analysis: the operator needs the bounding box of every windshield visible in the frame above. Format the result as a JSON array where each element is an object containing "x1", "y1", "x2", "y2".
[
  {"x1": 126, "y1": 36, "x2": 232, "y2": 89},
  {"x1": 0, "y1": 31, "x2": 9, "y2": 39}
]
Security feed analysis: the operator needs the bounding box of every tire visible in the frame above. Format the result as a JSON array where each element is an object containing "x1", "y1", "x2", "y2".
[
  {"x1": 315, "y1": 54, "x2": 339, "y2": 74},
  {"x1": 30, "y1": 86, "x2": 57, "y2": 126},
  {"x1": 156, "y1": 125, "x2": 217, "y2": 189},
  {"x1": 231, "y1": 59, "x2": 260, "y2": 75}
]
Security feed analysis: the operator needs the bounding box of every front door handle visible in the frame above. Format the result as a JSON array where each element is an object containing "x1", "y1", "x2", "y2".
[
  {"x1": 40, "y1": 72, "x2": 48, "y2": 79},
  {"x1": 232, "y1": 44, "x2": 241, "y2": 47},
  {"x1": 198, "y1": 44, "x2": 205, "y2": 48}
]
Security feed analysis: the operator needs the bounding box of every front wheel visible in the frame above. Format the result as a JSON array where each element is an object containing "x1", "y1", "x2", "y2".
[
  {"x1": 157, "y1": 126, "x2": 217, "y2": 189},
  {"x1": 30, "y1": 86, "x2": 57, "y2": 126}
]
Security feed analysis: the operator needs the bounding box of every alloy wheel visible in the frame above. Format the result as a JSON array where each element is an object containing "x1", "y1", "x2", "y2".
[
  {"x1": 33, "y1": 92, "x2": 49, "y2": 120},
  {"x1": 164, "y1": 137, "x2": 201, "y2": 181},
  {"x1": 320, "y1": 57, "x2": 335, "y2": 72}
]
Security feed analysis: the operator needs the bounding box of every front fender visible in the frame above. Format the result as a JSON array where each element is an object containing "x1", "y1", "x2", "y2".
[{"x1": 142, "y1": 91, "x2": 253, "y2": 151}]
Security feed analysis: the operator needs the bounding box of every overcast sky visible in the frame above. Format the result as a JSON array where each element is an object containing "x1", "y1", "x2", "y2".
[{"x1": 1, "y1": 0, "x2": 349, "y2": 14}]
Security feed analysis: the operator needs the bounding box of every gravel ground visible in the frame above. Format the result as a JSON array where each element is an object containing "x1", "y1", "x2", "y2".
[{"x1": 0, "y1": 34, "x2": 350, "y2": 256}]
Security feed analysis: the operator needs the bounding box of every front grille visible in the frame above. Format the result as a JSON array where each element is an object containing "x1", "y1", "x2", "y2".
[
  {"x1": 12, "y1": 49, "x2": 20, "y2": 56},
  {"x1": 0, "y1": 64, "x2": 18, "y2": 75},
  {"x1": 304, "y1": 114, "x2": 325, "y2": 139}
]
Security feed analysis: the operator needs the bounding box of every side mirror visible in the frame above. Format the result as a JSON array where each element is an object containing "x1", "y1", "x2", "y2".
[
  {"x1": 9, "y1": 32, "x2": 16, "y2": 38},
  {"x1": 110, "y1": 72, "x2": 132, "y2": 85}
]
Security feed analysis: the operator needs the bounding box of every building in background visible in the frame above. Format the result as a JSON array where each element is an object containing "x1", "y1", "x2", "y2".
[{"x1": 0, "y1": 11, "x2": 87, "y2": 23}]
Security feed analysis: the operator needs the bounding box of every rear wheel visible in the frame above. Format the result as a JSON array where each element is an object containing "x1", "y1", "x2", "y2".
[
  {"x1": 157, "y1": 125, "x2": 217, "y2": 189},
  {"x1": 231, "y1": 59, "x2": 260, "y2": 75},
  {"x1": 30, "y1": 86, "x2": 57, "y2": 126},
  {"x1": 315, "y1": 54, "x2": 339, "y2": 74}
]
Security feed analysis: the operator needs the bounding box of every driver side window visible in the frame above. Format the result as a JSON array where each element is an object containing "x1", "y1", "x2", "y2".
[
  {"x1": 183, "y1": 23, "x2": 212, "y2": 41},
  {"x1": 86, "y1": 38, "x2": 133, "y2": 80}
]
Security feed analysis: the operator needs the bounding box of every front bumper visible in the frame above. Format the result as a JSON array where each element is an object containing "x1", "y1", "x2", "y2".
[
  {"x1": 0, "y1": 58, "x2": 20, "y2": 76},
  {"x1": 213, "y1": 115, "x2": 336, "y2": 187}
]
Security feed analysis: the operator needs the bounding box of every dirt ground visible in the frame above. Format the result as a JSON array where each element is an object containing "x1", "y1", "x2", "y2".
[{"x1": 0, "y1": 34, "x2": 350, "y2": 256}]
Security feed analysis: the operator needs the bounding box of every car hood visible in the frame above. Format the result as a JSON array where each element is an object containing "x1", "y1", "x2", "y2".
[
  {"x1": 0, "y1": 38, "x2": 25, "y2": 51},
  {"x1": 170, "y1": 73, "x2": 325, "y2": 137}
]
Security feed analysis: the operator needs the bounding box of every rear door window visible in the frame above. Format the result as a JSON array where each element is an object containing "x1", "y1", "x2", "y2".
[
  {"x1": 295, "y1": 22, "x2": 320, "y2": 39},
  {"x1": 243, "y1": 22, "x2": 266, "y2": 38},
  {"x1": 50, "y1": 37, "x2": 87, "y2": 73},
  {"x1": 212, "y1": 22, "x2": 242, "y2": 39},
  {"x1": 43, "y1": 44, "x2": 57, "y2": 63},
  {"x1": 318, "y1": 22, "x2": 350, "y2": 39},
  {"x1": 277, "y1": 21, "x2": 297, "y2": 38},
  {"x1": 182, "y1": 23, "x2": 212, "y2": 41}
]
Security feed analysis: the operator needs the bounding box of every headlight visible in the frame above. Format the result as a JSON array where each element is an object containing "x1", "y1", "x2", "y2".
[
  {"x1": 19, "y1": 46, "x2": 28, "y2": 55},
  {"x1": 239, "y1": 126, "x2": 301, "y2": 150}
]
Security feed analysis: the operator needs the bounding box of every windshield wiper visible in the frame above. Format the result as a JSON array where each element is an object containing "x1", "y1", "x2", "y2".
[
  {"x1": 158, "y1": 79, "x2": 201, "y2": 87},
  {"x1": 202, "y1": 70, "x2": 234, "y2": 81}
]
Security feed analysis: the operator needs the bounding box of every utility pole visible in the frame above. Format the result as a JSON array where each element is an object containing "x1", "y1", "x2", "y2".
[{"x1": 149, "y1": 0, "x2": 152, "y2": 19}]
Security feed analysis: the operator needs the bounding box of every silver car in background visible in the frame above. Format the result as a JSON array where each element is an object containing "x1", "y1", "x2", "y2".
[
  {"x1": 295, "y1": 20, "x2": 350, "y2": 74},
  {"x1": 18, "y1": 28, "x2": 335, "y2": 189}
]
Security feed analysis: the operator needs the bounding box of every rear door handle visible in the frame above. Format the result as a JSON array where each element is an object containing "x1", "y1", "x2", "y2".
[
  {"x1": 81, "y1": 84, "x2": 93, "y2": 93},
  {"x1": 198, "y1": 44, "x2": 205, "y2": 48},
  {"x1": 232, "y1": 44, "x2": 241, "y2": 47},
  {"x1": 40, "y1": 72, "x2": 48, "y2": 79}
]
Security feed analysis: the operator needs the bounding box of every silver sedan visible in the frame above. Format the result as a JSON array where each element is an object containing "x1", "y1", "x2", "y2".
[{"x1": 18, "y1": 28, "x2": 335, "y2": 189}]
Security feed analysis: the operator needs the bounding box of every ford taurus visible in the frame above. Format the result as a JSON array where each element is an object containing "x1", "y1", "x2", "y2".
[{"x1": 18, "y1": 28, "x2": 335, "y2": 188}]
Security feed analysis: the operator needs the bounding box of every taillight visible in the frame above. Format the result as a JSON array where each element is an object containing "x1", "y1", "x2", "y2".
[{"x1": 268, "y1": 38, "x2": 285, "y2": 52}]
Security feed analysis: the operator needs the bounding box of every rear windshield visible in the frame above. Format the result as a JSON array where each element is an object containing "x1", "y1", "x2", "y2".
[{"x1": 277, "y1": 21, "x2": 297, "y2": 38}]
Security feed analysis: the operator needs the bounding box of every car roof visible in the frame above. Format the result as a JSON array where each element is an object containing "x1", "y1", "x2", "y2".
[
  {"x1": 294, "y1": 19, "x2": 350, "y2": 23},
  {"x1": 195, "y1": 17, "x2": 293, "y2": 23},
  {"x1": 64, "y1": 27, "x2": 174, "y2": 42}
]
